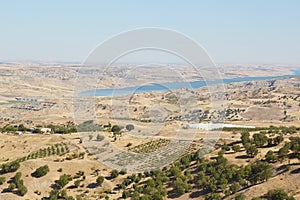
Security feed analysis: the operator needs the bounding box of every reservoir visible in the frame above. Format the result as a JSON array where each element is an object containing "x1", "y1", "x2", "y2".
[{"x1": 80, "y1": 69, "x2": 300, "y2": 97}]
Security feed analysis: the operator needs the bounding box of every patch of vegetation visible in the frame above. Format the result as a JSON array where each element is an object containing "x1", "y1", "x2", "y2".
[
  {"x1": 96, "y1": 176, "x2": 104, "y2": 186},
  {"x1": 42, "y1": 189, "x2": 74, "y2": 200},
  {"x1": 126, "y1": 142, "x2": 133, "y2": 148},
  {"x1": 265, "y1": 150, "x2": 278, "y2": 163},
  {"x1": 73, "y1": 170, "x2": 84, "y2": 179},
  {"x1": 125, "y1": 124, "x2": 134, "y2": 131},
  {"x1": 111, "y1": 125, "x2": 121, "y2": 133},
  {"x1": 129, "y1": 138, "x2": 171, "y2": 154},
  {"x1": 96, "y1": 134, "x2": 105, "y2": 141},
  {"x1": 46, "y1": 124, "x2": 77, "y2": 134},
  {"x1": 0, "y1": 123, "x2": 77, "y2": 134},
  {"x1": 8, "y1": 172, "x2": 28, "y2": 196},
  {"x1": 0, "y1": 160, "x2": 20, "y2": 174},
  {"x1": 0, "y1": 123, "x2": 298, "y2": 199},
  {"x1": 222, "y1": 126, "x2": 299, "y2": 134},
  {"x1": 0, "y1": 176, "x2": 6, "y2": 185},
  {"x1": 116, "y1": 128, "x2": 300, "y2": 199},
  {"x1": 266, "y1": 189, "x2": 295, "y2": 200},
  {"x1": 77, "y1": 120, "x2": 102, "y2": 132},
  {"x1": 245, "y1": 143, "x2": 259, "y2": 157},
  {"x1": 0, "y1": 124, "x2": 28, "y2": 133},
  {"x1": 0, "y1": 143, "x2": 68, "y2": 175},
  {"x1": 32, "y1": 165, "x2": 50, "y2": 178},
  {"x1": 110, "y1": 169, "x2": 119, "y2": 179},
  {"x1": 65, "y1": 152, "x2": 85, "y2": 160},
  {"x1": 235, "y1": 193, "x2": 246, "y2": 200},
  {"x1": 56, "y1": 174, "x2": 72, "y2": 189},
  {"x1": 232, "y1": 144, "x2": 241, "y2": 152}
]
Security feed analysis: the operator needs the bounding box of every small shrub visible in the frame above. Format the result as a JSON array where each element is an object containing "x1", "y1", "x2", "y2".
[
  {"x1": 0, "y1": 177, "x2": 5, "y2": 185},
  {"x1": 96, "y1": 134, "x2": 105, "y2": 141},
  {"x1": 125, "y1": 124, "x2": 134, "y2": 131},
  {"x1": 110, "y1": 169, "x2": 119, "y2": 179},
  {"x1": 57, "y1": 174, "x2": 71, "y2": 188},
  {"x1": 96, "y1": 176, "x2": 104, "y2": 186},
  {"x1": 74, "y1": 180, "x2": 81, "y2": 188}
]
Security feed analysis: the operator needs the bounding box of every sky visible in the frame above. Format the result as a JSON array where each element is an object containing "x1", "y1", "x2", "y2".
[{"x1": 0, "y1": 0, "x2": 300, "y2": 65}]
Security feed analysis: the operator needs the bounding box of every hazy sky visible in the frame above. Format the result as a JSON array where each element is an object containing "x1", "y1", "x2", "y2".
[{"x1": 1, "y1": 0, "x2": 300, "y2": 64}]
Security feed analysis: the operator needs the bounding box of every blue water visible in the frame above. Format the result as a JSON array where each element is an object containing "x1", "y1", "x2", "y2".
[{"x1": 81, "y1": 69, "x2": 300, "y2": 97}]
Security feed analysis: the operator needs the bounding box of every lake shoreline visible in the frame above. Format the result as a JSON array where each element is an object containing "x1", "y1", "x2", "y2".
[{"x1": 81, "y1": 70, "x2": 300, "y2": 97}]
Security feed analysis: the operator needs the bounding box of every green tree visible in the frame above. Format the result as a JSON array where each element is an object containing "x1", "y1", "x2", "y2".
[
  {"x1": 216, "y1": 154, "x2": 228, "y2": 165},
  {"x1": 1, "y1": 160, "x2": 20, "y2": 173},
  {"x1": 122, "y1": 190, "x2": 131, "y2": 199},
  {"x1": 248, "y1": 161, "x2": 273, "y2": 185},
  {"x1": 205, "y1": 193, "x2": 222, "y2": 200},
  {"x1": 111, "y1": 125, "x2": 121, "y2": 133},
  {"x1": 57, "y1": 174, "x2": 70, "y2": 188},
  {"x1": 267, "y1": 189, "x2": 295, "y2": 200},
  {"x1": 180, "y1": 155, "x2": 191, "y2": 167},
  {"x1": 96, "y1": 176, "x2": 104, "y2": 186},
  {"x1": 151, "y1": 192, "x2": 164, "y2": 200},
  {"x1": 8, "y1": 172, "x2": 28, "y2": 196},
  {"x1": 235, "y1": 193, "x2": 246, "y2": 200},
  {"x1": 265, "y1": 150, "x2": 278, "y2": 163},
  {"x1": 253, "y1": 133, "x2": 268, "y2": 147},
  {"x1": 245, "y1": 144, "x2": 258, "y2": 158},
  {"x1": 74, "y1": 179, "x2": 81, "y2": 188},
  {"x1": 42, "y1": 189, "x2": 75, "y2": 200},
  {"x1": 110, "y1": 169, "x2": 119, "y2": 179},
  {"x1": 126, "y1": 124, "x2": 134, "y2": 131},
  {"x1": 172, "y1": 177, "x2": 191, "y2": 195},
  {"x1": 169, "y1": 165, "x2": 181, "y2": 177},
  {"x1": 222, "y1": 145, "x2": 230, "y2": 151},
  {"x1": 8, "y1": 182, "x2": 16, "y2": 191},
  {"x1": 18, "y1": 124, "x2": 26, "y2": 132},
  {"x1": 96, "y1": 134, "x2": 104, "y2": 141},
  {"x1": 278, "y1": 144, "x2": 290, "y2": 160},
  {"x1": 46, "y1": 189, "x2": 59, "y2": 199},
  {"x1": 230, "y1": 182, "x2": 240, "y2": 194},
  {"x1": 14, "y1": 172, "x2": 22, "y2": 182},
  {"x1": 89, "y1": 134, "x2": 93, "y2": 141},
  {"x1": 32, "y1": 165, "x2": 50, "y2": 178},
  {"x1": 18, "y1": 185, "x2": 28, "y2": 196},
  {"x1": 146, "y1": 178, "x2": 155, "y2": 187},
  {"x1": 0, "y1": 177, "x2": 5, "y2": 185},
  {"x1": 33, "y1": 128, "x2": 42, "y2": 134},
  {"x1": 201, "y1": 178, "x2": 217, "y2": 192},
  {"x1": 290, "y1": 137, "x2": 300, "y2": 159},
  {"x1": 268, "y1": 138, "x2": 274, "y2": 146},
  {"x1": 273, "y1": 135, "x2": 284, "y2": 145},
  {"x1": 232, "y1": 144, "x2": 241, "y2": 153},
  {"x1": 131, "y1": 191, "x2": 140, "y2": 200},
  {"x1": 241, "y1": 131, "x2": 251, "y2": 145}
]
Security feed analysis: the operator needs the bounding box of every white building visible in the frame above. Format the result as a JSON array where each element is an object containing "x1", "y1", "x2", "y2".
[{"x1": 41, "y1": 128, "x2": 52, "y2": 134}]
